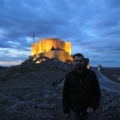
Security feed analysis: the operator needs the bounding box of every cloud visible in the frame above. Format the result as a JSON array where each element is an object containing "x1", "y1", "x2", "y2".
[{"x1": 0, "y1": 0, "x2": 120, "y2": 67}]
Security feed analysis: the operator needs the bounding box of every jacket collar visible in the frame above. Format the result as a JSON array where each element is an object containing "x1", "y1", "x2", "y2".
[{"x1": 73, "y1": 68, "x2": 86, "y2": 77}]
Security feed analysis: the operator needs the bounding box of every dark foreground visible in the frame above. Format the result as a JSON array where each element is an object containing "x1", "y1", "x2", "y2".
[{"x1": 0, "y1": 59, "x2": 120, "y2": 120}]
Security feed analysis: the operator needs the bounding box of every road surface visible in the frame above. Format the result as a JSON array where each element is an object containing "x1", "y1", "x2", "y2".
[{"x1": 91, "y1": 68, "x2": 120, "y2": 93}]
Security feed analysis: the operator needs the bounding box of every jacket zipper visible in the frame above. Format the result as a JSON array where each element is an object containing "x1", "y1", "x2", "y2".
[{"x1": 80, "y1": 79, "x2": 82, "y2": 111}]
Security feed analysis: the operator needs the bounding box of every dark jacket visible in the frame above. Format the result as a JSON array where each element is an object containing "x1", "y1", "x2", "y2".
[{"x1": 62, "y1": 68, "x2": 101, "y2": 114}]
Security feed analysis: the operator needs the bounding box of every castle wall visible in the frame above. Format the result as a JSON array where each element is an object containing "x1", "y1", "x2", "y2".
[
  {"x1": 30, "y1": 38, "x2": 90, "y2": 68},
  {"x1": 59, "y1": 41, "x2": 65, "y2": 50},
  {"x1": 31, "y1": 38, "x2": 71, "y2": 58},
  {"x1": 38, "y1": 39, "x2": 42, "y2": 52},
  {"x1": 39, "y1": 39, "x2": 47, "y2": 52},
  {"x1": 40, "y1": 50, "x2": 70, "y2": 62},
  {"x1": 65, "y1": 42, "x2": 71, "y2": 55},
  {"x1": 31, "y1": 43, "x2": 39, "y2": 55},
  {"x1": 46, "y1": 38, "x2": 60, "y2": 51}
]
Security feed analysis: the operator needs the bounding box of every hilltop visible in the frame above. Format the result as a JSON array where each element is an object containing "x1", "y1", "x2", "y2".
[
  {"x1": 0, "y1": 66, "x2": 8, "y2": 71},
  {"x1": 0, "y1": 57, "x2": 120, "y2": 120},
  {"x1": 0, "y1": 57, "x2": 73, "y2": 89}
]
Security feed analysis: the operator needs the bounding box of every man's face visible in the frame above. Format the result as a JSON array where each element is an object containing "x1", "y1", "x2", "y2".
[{"x1": 73, "y1": 56, "x2": 84, "y2": 71}]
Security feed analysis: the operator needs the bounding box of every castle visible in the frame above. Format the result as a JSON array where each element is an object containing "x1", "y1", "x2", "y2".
[
  {"x1": 31, "y1": 38, "x2": 72, "y2": 62},
  {"x1": 30, "y1": 38, "x2": 89, "y2": 68}
]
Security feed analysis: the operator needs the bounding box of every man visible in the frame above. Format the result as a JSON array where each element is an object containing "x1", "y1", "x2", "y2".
[{"x1": 62, "y1": 53, "x2": 101, "y2": 120}]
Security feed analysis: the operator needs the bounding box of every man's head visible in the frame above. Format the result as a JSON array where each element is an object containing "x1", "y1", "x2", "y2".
[{"x1": 73, "y1": 53, "x2": 85, "y2": 74}]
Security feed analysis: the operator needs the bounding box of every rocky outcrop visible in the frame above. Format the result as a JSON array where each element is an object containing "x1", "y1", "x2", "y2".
[
  {"x1": 0, "y1": 58, "x2": 120, "y2": 120},
  {"x1": 96, "y1": 89, "x2": 120, "y2": 119}
]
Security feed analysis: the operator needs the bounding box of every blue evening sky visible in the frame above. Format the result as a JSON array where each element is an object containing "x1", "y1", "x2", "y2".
[{"x1": 0, "y1": 0, "x2": 120, "y2": 67}]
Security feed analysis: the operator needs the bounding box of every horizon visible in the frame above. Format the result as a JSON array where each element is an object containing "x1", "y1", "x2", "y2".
[{"x1": 0, "y1": 61, "x2": 120, "y2": 68}]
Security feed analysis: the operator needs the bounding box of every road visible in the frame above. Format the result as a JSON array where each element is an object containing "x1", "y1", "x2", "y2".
[
  {"x1": 91, "y1": 68, "x2": 120, "y2": 93},
  {"x1": 58, "y1": 68, "x2": 120, "y2": 94}
]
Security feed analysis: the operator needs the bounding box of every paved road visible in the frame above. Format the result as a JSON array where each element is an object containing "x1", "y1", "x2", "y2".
[
  {"x1": 58, "y1": 68, "x2": 120, "y2": 93},
  {"x1": 91, "y1": 68, "x2": 120, "y2": 93}
]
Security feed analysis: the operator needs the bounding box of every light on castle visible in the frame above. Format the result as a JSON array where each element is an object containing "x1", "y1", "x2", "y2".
[
  {"x1": 30, "y1": 38, "x2": 89, "y2": 68},
  {"x1": 31, "y1": 38, "x2": 71, "y2": 55},
  {"x1": 31, "y1": 38, "x2": 72, "y2": 62}
]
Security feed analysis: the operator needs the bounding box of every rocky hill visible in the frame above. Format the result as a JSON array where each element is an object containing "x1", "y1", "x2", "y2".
[
  {"x1": 0, "y1": 66, "x2": 8, "y2": 71},
  {"x1": 0, "y1": 57, "x2": 120, "y2": 120}
]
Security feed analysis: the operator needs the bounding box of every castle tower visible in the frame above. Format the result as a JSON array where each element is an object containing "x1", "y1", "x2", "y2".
[
  {"x1": 65, "y1": 42, "x2": 71, "y2": 55},
  {"x1": 31, "y1": 43, "x2": 39, "y2": 55},
  {"x1": 46, "y1": 38, "x2": 60, "y2": 51}
]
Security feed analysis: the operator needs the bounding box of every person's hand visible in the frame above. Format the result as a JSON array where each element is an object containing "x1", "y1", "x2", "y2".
[
  {"x1": 64, "y1": 114, "x2": 70, "y2": 120},
  {"x1": 87, "y1": 107, "x2": 94, "y2": 114}
]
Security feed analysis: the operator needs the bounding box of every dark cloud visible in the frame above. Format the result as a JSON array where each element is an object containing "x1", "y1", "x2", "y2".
[{"x1": 0, "y1": 0, "x2": 120, "y2": 66}]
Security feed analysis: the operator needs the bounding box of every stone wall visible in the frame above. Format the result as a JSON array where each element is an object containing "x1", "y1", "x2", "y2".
[
  {"x1": 65, "y1": 42, "x2": 71, "y2": 55},
  {"x1": 31, "y1": 43, "x2": 39, "y2": 55},
  {"x1": 46, "y1": 39, "x2": 60, "y2": 51},
  {"x1": 58, "y1": 41, "x2": 65, "y2": 50},
  {"x1": 31, "y1": 38, "x2": 71, "y2": 56},
  {"x1": 39, "y1": 39, "x2": 46, "y2": 52},
  {"x1": 35, "y1": 50, "x2": 71, "y2": 62}
]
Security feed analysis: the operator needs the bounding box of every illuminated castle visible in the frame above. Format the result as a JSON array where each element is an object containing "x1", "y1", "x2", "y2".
[
  {"x1": 31, "y1": 38, "x2": 72, "y2": 62},
  {"x1": 30, "y1": 38, "x2": 89, "y2": 68}
]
